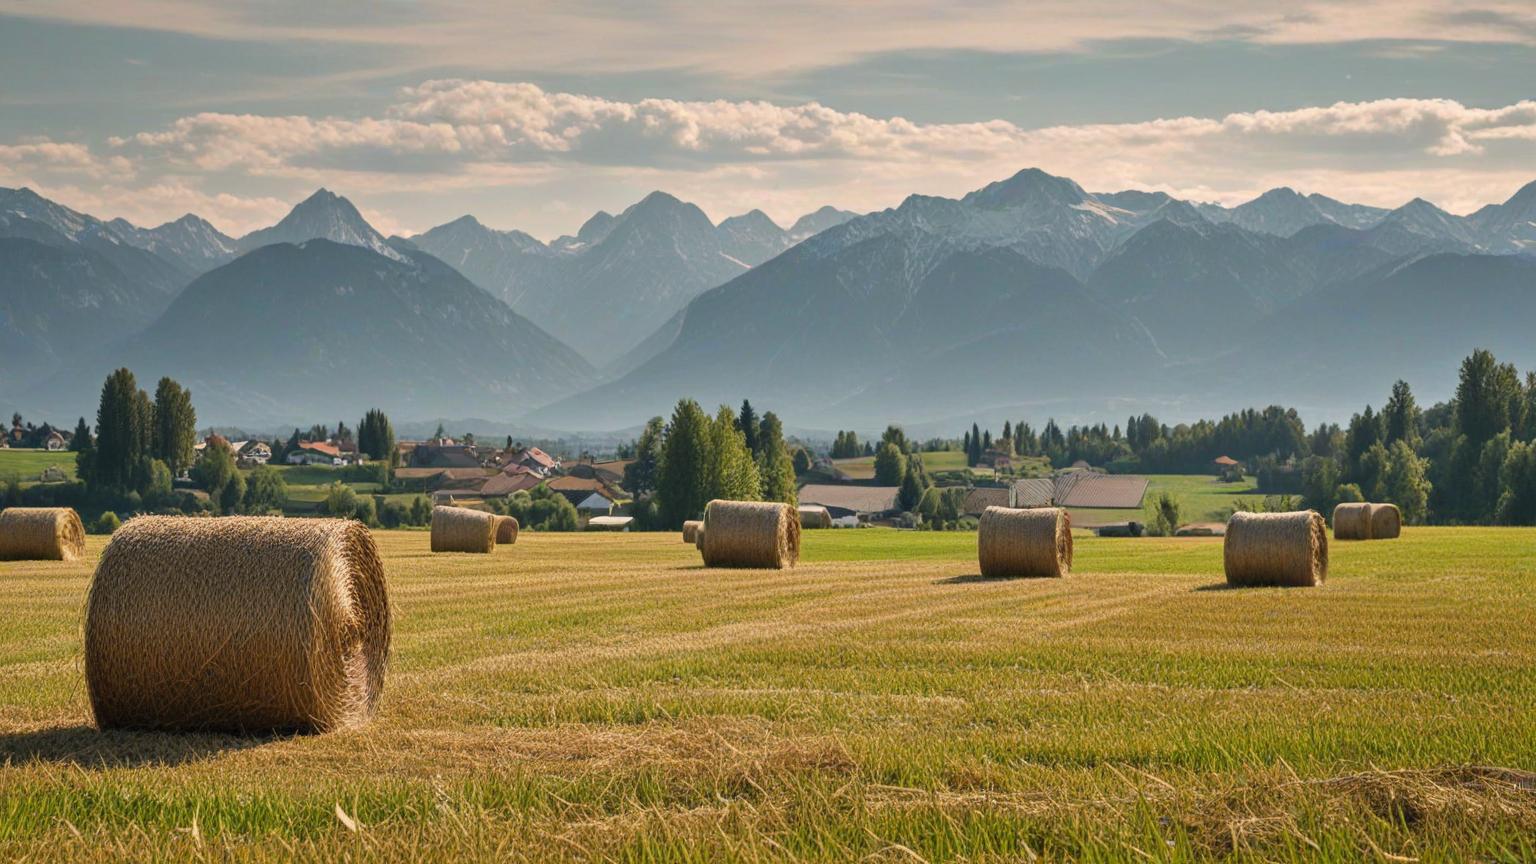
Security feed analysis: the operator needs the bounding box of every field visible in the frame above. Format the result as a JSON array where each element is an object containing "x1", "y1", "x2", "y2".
[
  {"x1": 0, "y1": 448, "x2": 78, "y2": 485},
  {"x1": 3, "y1": 528, "x2": 1536, "y2": 860}
]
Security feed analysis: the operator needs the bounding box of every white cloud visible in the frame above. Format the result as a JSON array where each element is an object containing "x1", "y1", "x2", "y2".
[
  {"x1": 8, "y1": 83, "x2": 1535, "y2": 236},
  {"x1": 0, "y1": 139, "x2": 133, "y2": 181}
]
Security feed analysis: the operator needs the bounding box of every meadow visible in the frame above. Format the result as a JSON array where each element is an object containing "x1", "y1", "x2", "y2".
[
  {"x1": 0, "y1": 448, "x2": 78, "y2": 485},
  {"x1": 2, "y1": 527, "x2": 1535, "y2": 860}
]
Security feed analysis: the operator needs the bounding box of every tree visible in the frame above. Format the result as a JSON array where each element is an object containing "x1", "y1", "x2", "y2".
[
  {"x1": 244, "y1": 465, "x2": 288, "y2": 514},
  {"x1": 1382, "y1": 380, "x2": 1421, "y2": 450},
  {"x1": 151, "y1": 377, "x2": 197, "y2": 477},
  {"x1": 756, "y1": 412, "x2": 796, "y2": 506},
  {"x1": 86, "y1": 368, "x2": 151, "y2": 493},
  {"x1": 1146, "y1": 492, "x2": 1182, "y2": 537},
  {"x1": 357, "y1": 409, "x2": 397, "y2": 464},
  {"x1": 1382, "y1": 440, "x2": 1431, "y2": 524},
  {"x1": 873, "y1": 442, "x2": 906, "y2": 486},
  {"x1": 1454, "y1": 349, "x2": 1521, "y2": 448},
  {"x1": 1496, "y1": 441, "x2": 1536, "y2": 524},
  {"x1": 738, "y1": 400, "x2": 759, "y2": 456},
  {"x1": 193, "y1": 438, "x2": 243, "y2": 515},
  {"x1": 70, "y1": 417, "x2": 92, "y2": 453},
  {"x1": 1344, "y1": 406, "x2": 1381, "y2": 478},
  {"x1": 792, "y1": 447, "x2": 812, "y2": 475},
  {"x1": 624, "y1": 417, "x2": 665, "y2": 497},
  {"x1": 898, "y1": 457, "x2": 928, "y2": 512},
  {"x1": 881, "y1": 425, "x2": 909, "y2": 454},
  {"x1": 706, "y1": 405, "x2": 760, "y2": 503},
  {"x1": 322, "y1": 481, "x2": 359, "y2": 518},
  {"x1": 656, "y1": 399, "x2": 713, "y2": 528},
  {"x1": 968, "y1": 423, "x2": 982, "y2": 467}
]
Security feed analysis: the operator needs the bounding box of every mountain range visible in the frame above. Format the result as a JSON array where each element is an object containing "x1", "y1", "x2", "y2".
[{"x1": 4, "y1": 170, "x2": 1535, "y2": 431}]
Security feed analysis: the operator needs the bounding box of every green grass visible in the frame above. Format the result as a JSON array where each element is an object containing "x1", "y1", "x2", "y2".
[
  {"x1": 0, "y1": 449, "x2": 78, "y2": 485},
  {"x1": 4, "y1": 527, "x2": 1536, "y2": 860},
  {"x1": 1069, "y1": 473, "x2": 1265, "y2": 527}
]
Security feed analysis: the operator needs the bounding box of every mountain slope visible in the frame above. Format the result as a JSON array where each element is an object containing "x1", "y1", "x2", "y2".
[
  {"x1": 17, "y1": 241, "x2": 594, "y2": 425},
  {"x1": 109, "y1": 213, "x2": 237, "y2": 274},
  {"x1": 238, "y1": 189, "x2": 404, "y2": 261}
]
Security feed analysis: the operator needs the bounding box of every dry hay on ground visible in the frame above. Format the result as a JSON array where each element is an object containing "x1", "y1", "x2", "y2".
[
  {"x1": 1369, "y1": 502, "x2": 1402, "y2": 539},
  {"x1": 432, "y1": 505, "x2": 496, "y2": 553},
  {"x1": 0, "y1": 507, "x2": 85, "y2": 561},
  {"x1": 83, "y1": 515, "x2": 391, "y2": 734},
  {"x1": 700, "y1": 500, "x2": 799, "y2": 569},
  {"x1": 977, "y1": 506, "x2": 1072, "y2": 578},
  {"x1": 1225, "y1": 510, "x2": 1327, "y2": 587},
  {"x1": 1333, "y1": 502, "x2": 1374, "y2": 540}
]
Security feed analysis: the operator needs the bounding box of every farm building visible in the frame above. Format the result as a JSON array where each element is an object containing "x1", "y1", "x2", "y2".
[
  {"x1": 585, "y1": 515, "x2": 633, "y2": 532},
  {"x1": 504, "y1": 446, "x2": 559, "y2": 477},
  {"x1": 566, "y1": 459, "x2": 631, "y2": 486},
  {"x1": 286, "y1": 440, "x2": 344, "y2": 466},
  {"x1": 43, "y1": 430, "x2": 67, "y2": 451},
  {"x1": 409, "y1": 444, "x2": 481, "y2": 469},
  {"x1": 797, "y1": 484, "x2": 900, "y2": 526},
  {"x1": 1008, "y1": 474, "x2": 1149, "y2": 510},
  {"x1": 478, "y1": 471, "x2": 544, "y2": 498},
  {"x1": 962, "y1": 487, "x2": 1011, "y2": 516},
  {"x1": 574, "y1": 491, "x2": 617, "y2": 516},
  {"x1": 546, "y1": 474, "x2": 623, "y2": 506}
]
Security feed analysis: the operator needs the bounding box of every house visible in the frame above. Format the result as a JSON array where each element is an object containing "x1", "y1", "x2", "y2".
[
  {"x1": 574, "y1": 491, "x2": 617, "y2": 516},
  {"x1": 566, "y1": 459, "x2": 631, "y2": 488},
  {"x1": 1212, "y1": 455, "x2": 1245, "y2": 481},
  {"x1": 1009, "y1": 474, "x2": 1150, "y2": 510},
  {"x1": 480, "y1": 471, "x2": 544, "y2": 498},
  {"x1": 546, "y1": 474, "x2": 623, "y2": 507},
  {"x1": 286, "y1": 440, "x2": 343, "y2": 466},
  {"x1": 43, "y1": 430, "x2": 67, "y2": 451},
  {"x1": 409, "y1": 443, "x2": 481, "y2": 469},
  {"x1": 1010, "y1": 478, "x2": 1055, "y2": 508},
  {"x1": 962, "y1": 487, "x2": 1011, "y2": 517},
  {"x1": 236, "y1": 441, "x2": 272, "y2": 466},
  {"x1": 506, "y1": 446, "x2": 559, "y2": 477},
  {"x1": 585, "y1": 515, "x2": 633, "y2": 532},
  {"x1": 796, "y1": 484, "x2": 901, "y2": 526}
]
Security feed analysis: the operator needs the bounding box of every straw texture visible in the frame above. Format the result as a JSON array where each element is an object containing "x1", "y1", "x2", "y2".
[
  {"x1": 495, "y1": 515, "x2": 520, "y2": 545},
  {"x1": 977, "y1": 506, "x2": 1072, "y2": 578},
  {"x1": 432, "y1": 505, "x2": 496, "y2": 553},
  {"x1": 1224, "y1": 510, "x2": 1328, "y2": 587},
  {"x1": 799, "y1": 506, "x2": 833, "y2": 529},
  {"x1": 1333, "y1": 502, "x2": 1374, "y2": 541},
  {"x1": 1369, "y1": 503, "x2": 1402, "y2": 539},
  {"x1": 83, "y1": 516, "x2": 391, "y2": 733},
  {"x1": 700, "y1": 500, "x2": 799, "y2": 569},
  {"x1": 682, "y1": 520, "x2": 702, "y2": 544},
  {"x1": 0, "y1": 507, "x2": 85, "y2": 561},
  {"x1": 694, "y1": 526, "x2": 706, "y2": 551}
]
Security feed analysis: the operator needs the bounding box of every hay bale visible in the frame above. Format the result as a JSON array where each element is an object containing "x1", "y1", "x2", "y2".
[
  {"x1": 1224, "y1": 510, "x2": 1327, "y2": 588},
  {"x1": 682, "y1": 520, "x2": 702, "y2": 544},
  {"x1": 1333, "y1": 502, "x2": 1373, "y2": 540},
  {"x1": 83, "y1": 516, "x2": 390, "y2": 733},
  {"x1": 977, "y1": 506, "x2": 1072, "y2": 578},
  {"x1": 798, "y1": 505, "x2": 832, "y2": 529},
  {"x1": 700, "y1": 500, "x2": 799, "y2": 568},
  {"x1": 431, "y1": 505, "x2": 496, "y2": 553},
  {"x1": 0, "y1": 507, "x2": 86, "y2": 561},
  {"x1": 1369, "y1": 503, "x2": 1402, "y2": 539},
  {"x1": 495, "y1": 515, "x2": 520, "y2": 545},
  {"x1": 694, "y1": 525, "x2": 706, "y2": 551}
]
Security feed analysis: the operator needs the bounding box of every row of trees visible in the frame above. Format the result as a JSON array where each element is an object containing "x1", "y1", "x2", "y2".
[{"x1": 625, "y1": 399, "x2": 798, "y2": 529}]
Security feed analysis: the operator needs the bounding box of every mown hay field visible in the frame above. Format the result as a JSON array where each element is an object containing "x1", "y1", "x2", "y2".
[{"x1": 3, "y1": 527, "x2": 1536, "y2": 861}]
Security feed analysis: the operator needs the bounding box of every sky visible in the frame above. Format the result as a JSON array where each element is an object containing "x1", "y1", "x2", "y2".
[{"x1": 1, "y1": 1, "x2": 1534, "y2": 239}]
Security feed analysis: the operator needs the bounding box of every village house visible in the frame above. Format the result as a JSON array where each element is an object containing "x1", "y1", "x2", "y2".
[{"x1": 796, "y1": 484, "x2": 901, "y2": 527}]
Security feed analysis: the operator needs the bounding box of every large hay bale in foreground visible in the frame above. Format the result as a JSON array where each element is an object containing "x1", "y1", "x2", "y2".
[
  {"x1": 700, "y1": 500, "x2": 799, "y2": 569},
  {"x1": 682, "y1": 520, "x2": 702, "y2": 544},
  {"x1": 1224, "y1": 510, "x2": 1327, "y2": 588},
  {"x1": 977, "y1": 506, "x2": 1072, "y2": 578},
  {"x1": 1369, "y1": 503, "x2": 1402, "y2": 539},
  {"x1": 1333, "y1": 502, "x2": 1374, "y2": 541},
  {"x1": 83, "y1": 516, "x2": 391, "y2": 733},
  {"x1": 0, "y1": 507, "x2": 85, "y2": 561},
  {"x1": 495, "y1": 515, "x2": 520, "y2": 545},
  {"x1": 432, "y1": 505, "x2": 496, "y2": 553}
]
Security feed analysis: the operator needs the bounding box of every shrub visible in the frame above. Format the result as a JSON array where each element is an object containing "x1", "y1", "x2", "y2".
[{"x1": 92, "y1": 511, "x2": 122, "y2": 535}]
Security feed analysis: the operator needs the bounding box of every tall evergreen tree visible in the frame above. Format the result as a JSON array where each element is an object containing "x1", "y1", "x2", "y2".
[
  {"x1": 657, "y1": 399, "x2": 713, "y2": 528},
  {"x1": 151, "y1": 377, "x2": 197, "y2": 477},
  {"x1": 1455, "y1": 349, "x2": 1521, "y2": 448},
  {"x1": 1382, "y1": 380, "x2": 1421, "y2": 450},
  {"x1": 706, "y1": 405, "x2": 761, "y2": 502},
  {"x1": 87, "y1": 368, "x2": 150, "y2": 492},
  {"x1": 756, "y1": 412, "x2": 797, "y2": 506},
  {"x1": 738, "y1": 399, "x2": 760, "y2": 456},
  {"x1": 968, "y1": 422, "x2": 982, "y2": 467},
  {"x1": 357, "y1": 408, "x2": 396, "y2": 463},
  {"x1": 873, "y1": 441, "x2": 906, "y2": 486},
  {"x1": 624, "y1": 416, "x2": 666, "y2": 497},
  {"x1": 70, "y1": 417, "x2": 92, "y2": 453}
]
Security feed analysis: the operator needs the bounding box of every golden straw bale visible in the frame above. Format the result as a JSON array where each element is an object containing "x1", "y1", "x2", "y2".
[
  {"x1": 694, "y1": 526, "x2": 706, "y2": 551},
  {"x1": 83, "y1": 516, "x2": 390, "y2": 733},
  {"x1": 495, "y1": 515, "x2": 520, "y2": 545},
  {"x1": 1333, "y1": 502, "x2": 1374, "y2": 541},
  {"x1": 431, "y1": 505, "x2": 496, "y2": 553},
  {"x1": 0, "y1": 507, "x2": 85, "y2": 561},
  {"x1": 1369, "y1": 503, "x2": 1402, "y2": 539},
  {"x1": 1224, "y1": 510, "x2": 1328, "y2": 587},
  {"x1": 700, "y1": 500, "x2": 799, "y2": 569},
  {"x1": 682, "y1": 520, "x2": 702, "y2": 544},
  {"x1": 798, "y1": 506, "x2": 833, "y2": 529},
  {"x1": 977, "y1": 506, "x2": 1072, "y2": 578}
]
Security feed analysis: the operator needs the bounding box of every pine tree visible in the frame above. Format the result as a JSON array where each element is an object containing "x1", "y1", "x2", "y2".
[
  {"x1": 873, "y1": 442, "x2": 906, "y2": 486},
  {"x1": 70, "y1": 417, "x2": 92, "y2": 452},
  {"x1": 657, "y1": 399, "x2": 713, "y2": 528},
  {"x1": 968, "y1": 422, "x2": 981, "y2": 467},
  {"x1": 738, "y1": 399, "x2": 760, "y2": 456},
  {"x1": 756, "y1": 412, "x2": 797, "y2": 506},
  {"x1": 706, "y1": 405, "x2": 760, "y2": 502},
  {"x1": 87, "y1": 368, "x2": 151, "y2": 493},
  {"x1": 151, "y1": 377, "x2": 197, "y2": 477},
  {"x1": 1382, "y1": 380, "x2": 1421, "y2": 450},
  {"x1": 357, "y1": 409, "x2": 396, "y2": 463},
  {"x1": 624, "y1": 416, "x2": 665, "y2": 496}
]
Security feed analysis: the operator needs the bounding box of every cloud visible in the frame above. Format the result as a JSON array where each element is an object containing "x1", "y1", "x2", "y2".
[
  {"x1": 0, "y1": 139, "x2": 133, "y2": 181},
  {"x1": 1, "y1": 1, "x2": 1532, "y2": 79},
  {"x1": 8, "y1": 82, "x2": 1536, "y2": 236}
]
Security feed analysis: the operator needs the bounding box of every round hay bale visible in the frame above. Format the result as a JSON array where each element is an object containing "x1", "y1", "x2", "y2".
[
  {"x1": 495, "y1": 515, "x2": 520, "y2": 545},
  {"x1": 432, "y1": 505, "x2": 496, "y2": 553},
  {"x1": 682, "y1": 520, "x2": 702, "y2": 544},
  {"x1": 1332, "y1": 502, "x2": 1373, "y2": 541},
  {"x1": 1224, "y1": 510, "x2": 1327, "y2": 588},
  {"x1": 0, "y1": 507, "x2": 86, "y2": 561},
  {"x1": 1369, "y1": 503, "x2": 1402, "y2": 539},
  {"x1": 83, "y1": 516, "x2": 391, "y2": 733},
  {"x1": 694, "y1": 525, "x2": 706, "y2": 551},
  {"x1": 700, "y1": 500, "x2": 799, "y2": 569},
  {"x1": 798, "y1": 506, "x2": 832, "y2": 529},
  {"x1": 977, "y1": 506, "x2": 1072, "y2": 578}
]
